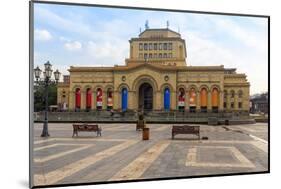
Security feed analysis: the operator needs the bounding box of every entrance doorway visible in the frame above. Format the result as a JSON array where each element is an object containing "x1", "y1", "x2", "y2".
[{"x1": 139, "y1": 83, "x2": 153, "y2": 110}]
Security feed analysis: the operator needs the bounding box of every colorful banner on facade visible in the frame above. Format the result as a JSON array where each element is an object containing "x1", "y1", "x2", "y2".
[
  {"x1": 107, "y1": 91, "x2": 113, "y2": 107},
  {"x1": 178, "y1": 89, "x2": 185, "y2": 107},
  {"x1": 96, "y1": 89, "x2": 103, "y2": 107},
  {"x1": 75, "y1": 88, "x2": 81, "y2": 108},
  {"x1": 189, "y1": 89, "x2": 196, "y2": 107},
  {"x1": 86, "y1": 89, "x2": 92, "y2": 108}
]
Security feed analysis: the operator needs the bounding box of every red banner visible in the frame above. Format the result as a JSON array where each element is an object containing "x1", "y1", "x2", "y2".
[
  {"x1": 75, "y1": 88, "x2": 81, "y2": 108},
  {"x1": 178, "y1": 88, "x2": 185, "y2": 107},
  {"x1": 86, "y1": 89, "x2": 92, "y2": 108},
  {"x1": 96, "y1": 88, "x2": 103, "y2": 107}
]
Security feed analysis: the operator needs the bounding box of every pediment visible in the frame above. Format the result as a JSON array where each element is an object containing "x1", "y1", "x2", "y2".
[{"x1": 115, "y1": 63, "x2": 177, "y2": 73}]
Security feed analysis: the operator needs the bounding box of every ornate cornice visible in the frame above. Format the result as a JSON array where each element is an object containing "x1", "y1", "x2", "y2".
[{"x1": 68, "y1": 64, "x2": 227, "y2": 72}]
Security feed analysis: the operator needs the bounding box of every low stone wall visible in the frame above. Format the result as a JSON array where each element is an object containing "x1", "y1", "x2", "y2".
[
  {"x1": 254, "y1": 118, "x2": 268, "y2": 123},
  {"x1": 33, "y1": 111, "x2": 254, "y2": 125}
]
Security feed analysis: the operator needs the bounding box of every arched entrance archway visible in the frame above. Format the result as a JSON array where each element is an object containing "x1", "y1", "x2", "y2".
[{"x1": 138, "y1": 83, "x2": 153, "y2": 110}]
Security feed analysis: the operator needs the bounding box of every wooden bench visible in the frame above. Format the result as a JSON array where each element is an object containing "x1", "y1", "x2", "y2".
[
  {"x1": 172, "y1": 125, "x2": 200, "y2": 140},
  {"x1": 72, "y1": 124, "x2": 102, "y2": 137}
]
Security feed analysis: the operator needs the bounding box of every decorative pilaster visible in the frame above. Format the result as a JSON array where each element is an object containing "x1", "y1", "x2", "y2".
[
  {"x1": 227, "y1": 93, "x2": 231, "y2": 110},
  {"x1": 91, "y1": 91, "x2": 96, "y2": 110},
  {"x1": 81, "y1": 91, "x2": 86, "y2": 110},
  {"x1": 207, "y1": 91, "x2": 212, "y2": 111},
  {"x1": 171, "y1": 91, "x2": 176, "y2": 110},
  {"x1": 113, "y1": 91, "x2": 120, "y2": 110},
  {"x1": 155, "y1": 91, "x2": 162, "y2": 110},
  {"x1": 219, "y1": 91, "x2": 224, "y2": 111},
  {"x1": 185, "y1": 92, "x2": 190, "y2": 111},
  {"x1": 69, "y1": 91, "x2": 75, "y2": 110},
  {"x1": 234, "y1": 92, "x2": 238, "y2": 110},
  {"x1": 128, "y1": 91, "x2": 136, "y2": 110},
  {"x1": 196, "y1": 91, "x2": 200, "y2": 111}
]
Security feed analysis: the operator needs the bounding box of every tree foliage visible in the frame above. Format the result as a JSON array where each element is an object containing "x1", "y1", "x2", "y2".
[{"x1": 34, "y1": 82, "x2": 57, "y2": 112}]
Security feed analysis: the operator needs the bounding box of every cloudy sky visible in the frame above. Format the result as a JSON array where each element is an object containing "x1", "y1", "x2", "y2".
[{"x1": 34, "y1": 3, "x2": 268, "y2": 95}]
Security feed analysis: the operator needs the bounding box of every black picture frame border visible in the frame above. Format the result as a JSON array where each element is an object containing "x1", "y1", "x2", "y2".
[{"x1": 29, "y1": 0, "x2": 270, "y2": 188}]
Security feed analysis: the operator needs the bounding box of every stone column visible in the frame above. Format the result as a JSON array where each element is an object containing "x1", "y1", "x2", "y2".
[
  {"x1": 171, "y1": 91, "x2": 177, "y2": 110},
  {"x1": 219, "y1": 91, "x2": 224, "y2": 111},
  {"x1": 185, "y1": 92, "x2": 190, "y2": 111},
  {"x1": 207, "y1": 91, "x2": 212, "y2": 111},
  {"x1": 128, "y1": 91, "x2": 136, "y2": 110},
  {"x1": 91, "y1": 91, "x2": 96, "y2": 110},
  {"x1": 155, "y1": 91, "x2": 162, "y2": 110},
  {"x1": 227, "y1": 93, "x2": 231, "y2": 110},
  {"x1": 81, "y1": 91, "x2": 86, "y2": 110},
  {"x1": 113, "y1": 91, "x2": 119, "y2": 110},
  {"x1": 196, "y1": 91, "x2": 200, "y2": 111},
  {"x1": 69, "y1": 91, "x2": 75, "y2": 110},
  {"x1": 234, "y1": 92, "x2": 238, "y2": 111}
]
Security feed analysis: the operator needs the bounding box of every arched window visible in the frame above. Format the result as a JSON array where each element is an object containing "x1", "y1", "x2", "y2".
[
  {"x1": 75, "y1": 88, "x2": 81, "y2": 110},
  {"x1": 212, "y1": 88, "x2": 219, "y2": 112},
  {"x1": 164, "y1": 87, "x2": 170, "y2": 111},
  {"x1": 121, "y1": 88, "x2": 128, "y2": 111},
  {"x1": 96, "y1": 88, "x2": 103, "y2": 110},
  {"x1": 200, "y1": 88, "x2": 207, "y2": 112},
  {"x1": 238, "y1": 90, "x2": 243, "y2": 98},
  {"x1": 107, "y1": 88, "x2": 113, "y2": 110},
  {"x1": 189, "y1": 88, "x2": 197, "y2": 113},
  {"x1": 230, "y1": 90, "x2": 235, "y2": 99},
  {"x1": 178, "y1": 88, "x2": 185, "y2": 111},
  {"x1": 86, "y1": 88, "x2": 92, "y2": 110}
]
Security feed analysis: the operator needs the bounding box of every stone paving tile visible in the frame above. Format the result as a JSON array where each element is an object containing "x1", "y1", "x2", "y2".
[
  {"x1": 33, "y1": 141, "x2": 122, "y2": 174},
  {"x1": 60, "y1": 140, "x2": 155, "y2": 184},
  {"x1": 32, "y1": 122, "x2": 268, "y2": 186},
  {"x1": 234, "y1": 144, "x2": 268, "y2": 170},
  {"x1": 228, "y1": 124, "x2": 269, "y2": 141},
  {"x1": 197, "y1": 147, "x2": 238, "y2": 164}
]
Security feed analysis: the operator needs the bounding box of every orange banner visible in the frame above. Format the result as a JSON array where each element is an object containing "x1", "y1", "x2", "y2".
[
  {"x1": 212, "y1": 88, "x2": 219, "y2": 107},
  {"x1": 200, "y1": 88, "x2": 207, "y2": 107},
  {"x1": 189, "y1": 88, "x2": 196, "y2": 107}
]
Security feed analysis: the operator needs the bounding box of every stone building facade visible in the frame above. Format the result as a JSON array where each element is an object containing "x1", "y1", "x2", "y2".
[{"x1": 57, "y1": 28, "x2": 250, "y2": 113}]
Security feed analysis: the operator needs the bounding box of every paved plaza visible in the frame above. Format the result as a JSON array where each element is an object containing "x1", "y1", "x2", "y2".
[{"x1": 32, "y1": 122, "x2": 268, "y2": 186}]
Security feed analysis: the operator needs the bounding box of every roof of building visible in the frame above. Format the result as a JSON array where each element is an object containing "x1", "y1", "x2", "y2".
[{"x1": 138, "y1": 28, "x2": 181, "y2": 38}]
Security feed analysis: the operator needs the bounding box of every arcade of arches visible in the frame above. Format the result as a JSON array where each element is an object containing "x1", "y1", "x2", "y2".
[{"x1": 58, "y1": 70, "x2": 249, "y2": 113}]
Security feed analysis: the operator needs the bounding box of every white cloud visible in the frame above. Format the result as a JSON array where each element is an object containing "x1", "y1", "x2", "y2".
[
  {"x1": 186, "y1": 30, "x2": 267, "y2": 95},
  {"x1": 64, "y1": 41, "x2": 82, "y2": 51},
  {"x1": 59, "y1": 36, "x2": 70, "y2": 42},
  {"x1": 186, "y1": 31, "x2": 235, "y2": 66},
  {"x1": 34, "y1": 29, "x2": 52, "y2": 41},
  {"x1": 213, "y1": 18, "x2": 267, "y2": 53},
  {"x1": 82, "y1": 39, "x2": 128, "y2": 66},
  {"x1": 34, "y1": 5, "x2": 267, "y2": 94}
]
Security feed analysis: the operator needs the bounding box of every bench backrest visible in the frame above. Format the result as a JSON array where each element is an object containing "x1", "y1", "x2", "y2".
[
  {"x1": 172, "y1": 125, "x2": 199, "y2": 133},
  {"x1": 73, "y1": 124, "x2": 99, "y2": 130}
]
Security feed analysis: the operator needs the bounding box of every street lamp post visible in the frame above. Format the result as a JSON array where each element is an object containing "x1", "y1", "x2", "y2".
[{"x1": 34, "y1": 61, "x2": 61, "y2": 137}]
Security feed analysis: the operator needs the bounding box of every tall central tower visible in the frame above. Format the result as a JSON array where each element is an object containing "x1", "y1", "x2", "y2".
[{"x1": 126, "y1": 28, "x2": 187, "y2": 66}]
